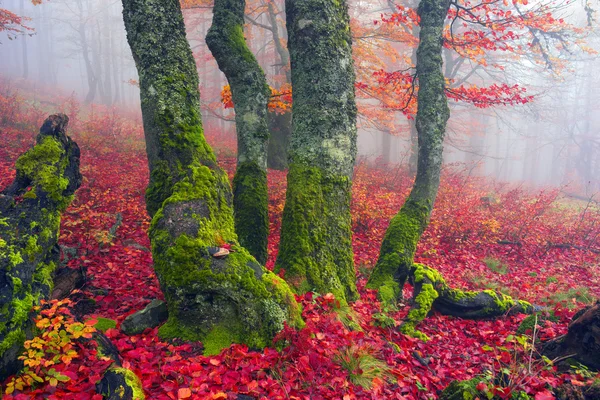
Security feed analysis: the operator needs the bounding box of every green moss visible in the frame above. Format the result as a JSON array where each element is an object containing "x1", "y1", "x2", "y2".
[
  {"x1": 276, "y1": 164, "x2": 357, "y2": 303},
  {"x1": 92, "y1": 317, "x2": 117, "y2": 332},
  {"x1": 1, "y1": 292, "x2": 35, "y2": 354},
  {"x1": 33, "y1": 261, "x2": 57, "y2": 292},
  {"x1": 367, "y1": 199, "x2": 430, "y2": 307},
  {"x1": 108, "y1": 367, "x2": 145, "y2": 400},
  {"x1": 15, "y1": 136, "x2": 70, "y2": 208},
  {"x1": 400, "y1": 282, "x2": 438, "y2": 341},
  {"x1": 202, "y1": 324, "x2": 239, "y2": 356},
  {"x1": 439, "y1": 378, "x2": 486, "y2": 400},
  {"x1": 233, "y1": 162, "x2": 269, "y2": 264}
]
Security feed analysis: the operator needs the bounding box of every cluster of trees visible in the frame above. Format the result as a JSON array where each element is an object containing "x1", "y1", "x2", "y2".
[{"x1": 1, "y1": 0, "x2": 599, "y2": 386}]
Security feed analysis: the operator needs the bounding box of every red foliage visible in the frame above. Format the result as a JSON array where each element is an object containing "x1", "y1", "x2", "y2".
[{"x1": 1, "y1": 91, "x2": 599, "y2": 399}]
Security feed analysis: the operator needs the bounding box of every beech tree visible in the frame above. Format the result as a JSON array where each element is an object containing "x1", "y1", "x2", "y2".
[
  {"x1": 366, "y1": 0, "x2": 533, "y2": 339},
  {"x1": 275, "y1": 0, "x2": 359, "y2": 304},
  {"x1": 206, "y1": 0, "x2": 270, "y2": 265},
  {"x1": 121, "y1": 0, "x2": 302, "y2": 355}
]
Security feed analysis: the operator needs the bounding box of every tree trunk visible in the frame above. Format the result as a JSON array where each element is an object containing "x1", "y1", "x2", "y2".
[
  {"x1": 0, "y1": 114, "x2": 82, "y2": 379},
  {"x1": 542, "y1": 302, "x2": 600, "y2": 371},
  {"x1": 275, "y1": 0, "x2": 359, "y2": 303},
  {"x1": 121, "y1": 0, "x2": 302, "y2": 355},
  {"x1": 367, "y1": 0, "x2": 451, "y2": 308},
  {"x1": 206, "y1": 0, "x2": 270, "y2": 265},
  {"x1": 267, "y1": 110, "x2": 291, "y2": 170},
  {"x1": 366, "y1": 0, "x2": 535, "y2": 340}
]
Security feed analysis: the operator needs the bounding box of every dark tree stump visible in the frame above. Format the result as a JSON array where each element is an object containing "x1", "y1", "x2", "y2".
[
  {"x1": 0, "y1": 114, "x2": 81, "y2": 379},
  {"x1": 542, "y1": 302, "x2": 600, "y2": 371}
]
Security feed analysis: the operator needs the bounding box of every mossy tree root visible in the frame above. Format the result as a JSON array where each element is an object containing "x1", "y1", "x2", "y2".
[
  {"x1": 400, "y1": 263, "x2": 534, "y2": 341},
  {"x1": 276, "y1": 0, "x2": 359, "y2": 304},
  {"x1": 122, "y1": 0, "x2": 303, "y2": 355},
  {"x1": 0, "y1": 114, "x2": 82, "y2": 379},
  {"x1": 206, "y1": 0, "x2": 270, "y2": 264}
]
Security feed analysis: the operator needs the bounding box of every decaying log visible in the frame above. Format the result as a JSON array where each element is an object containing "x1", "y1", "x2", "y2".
[
  {"x1": 542, "y1": 302, "x2": 600, "y2": 371},
  {"x1": 0, "y1": 114, "x2": 81, "y2": 379}
]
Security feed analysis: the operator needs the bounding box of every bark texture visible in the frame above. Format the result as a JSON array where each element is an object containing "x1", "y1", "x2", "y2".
[
  {"x1": 367, "y1": 0, "x2": 451, "y2": 308},
  {"x1": 542, "y1": 302, "x2": 600, "y2": 371},
  {"x1": 121, "y1": 0, "x2": 302, "y2": 355},
  {"x1": 276, "y1": 0, "x2": 359, "y2": 303},
  {"x1": 364, "y1": 0, "x2": 533, "y2": 340},
  {"x1": 206, "y1": 0, "x2": 270, "y2": 264},
  {"x1": 0, "y1": 114, "x2": 81, "y2": 379}
]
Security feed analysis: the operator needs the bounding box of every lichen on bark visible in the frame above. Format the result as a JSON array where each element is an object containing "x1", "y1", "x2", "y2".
[
  {"x1": 364, "y1": 0, "x2": 534, "y2": 339},
  {"x1": 0, "y1": 114, "x2": 81, "y2": 379},
  {"x1": 121, "y1": 0, "x2": 302, "y2": 355},
  {"x1": 206, "y1": 0, "x2": 270, "y2": 264},
  {"x1": 276, "y1": 0, "x2": 359, "y2": 304}
]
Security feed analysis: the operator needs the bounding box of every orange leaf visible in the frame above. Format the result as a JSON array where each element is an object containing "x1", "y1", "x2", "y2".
[{"x1": 177, "y1": 387, "x2": 192, "y2": 399}]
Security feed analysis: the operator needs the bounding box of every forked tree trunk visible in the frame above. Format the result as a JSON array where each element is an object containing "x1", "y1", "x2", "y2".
[
  {"x1": 275, "y1": 0, "x2": 359, "y2": 303},
  {"x1": 365, "y1": 0, "x2": 534, "y2": 340},
  {"x1": 0, "y1": 114, "x2": 81, "y2": 379},
  {"x1": 121, "y1": 0, "x2": 302, "y2": 355},
  {"x1": 206, "y1": 0, "x2": 270, "y2": 264}
]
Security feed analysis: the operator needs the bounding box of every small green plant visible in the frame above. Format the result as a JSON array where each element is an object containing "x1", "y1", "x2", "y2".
[
  {"x1": 484, "y1": 257, "x2": 509, "y2": 275},
  {"x1": 546, "y1": 287, "x2": 595, "y2": 309},
  {"x1": 335, "y1": 345, "x2": 392, "y2": 390},
  {"x1": 372, "y1": 309, "x2": 397, "y2": 329},
  {"x1": 545, "y1": 276, "x2": 558, "y2": 284}
]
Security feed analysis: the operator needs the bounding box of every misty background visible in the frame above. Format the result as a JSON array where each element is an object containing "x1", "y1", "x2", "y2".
[{"x1": 1, "y1": 0, "x2": 599, "y2": 195}]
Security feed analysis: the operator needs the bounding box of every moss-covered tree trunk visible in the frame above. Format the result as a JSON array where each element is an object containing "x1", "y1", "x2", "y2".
[
  {"x1": 0, "y1": 114, "x2": 81, "y2": 379},
  {"x1": 366, "y1": 0, "x2": 534, "y2": 340},
  {"x1": 206, "y1": 0, "x2": 270, "y2": 264},
  {"x1": 367, "y1": 0, "x2": 451, "y2": 308},
  {"x1": 121, "y1": 0, "x2": 302, "y2": 355},
  {"x1": 267, "y1": 111, "x2": 291, "y2": 171},
  {"x1": 275, "y1": 0, "x2": 358, "y2": 303}
]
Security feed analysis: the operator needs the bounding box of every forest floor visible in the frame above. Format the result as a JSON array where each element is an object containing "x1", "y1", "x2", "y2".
[{"x1": 1, "y1": 82, "x2": 600, "y2": 399}]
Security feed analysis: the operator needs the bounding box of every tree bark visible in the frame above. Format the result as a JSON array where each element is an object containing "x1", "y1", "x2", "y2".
[
  {"x1": 367, "y1": 0, "x2": 451, "y2": 307},
  {"x1": 206, "y1": 0, "x2": 270, "y2": 265},
  {"x1": 0, "y1": 114, "x2": 82, "y2": 379},
  {"x1": 542, "y1": 302, "x2": 600, "y2": 371},
  {"x1": 366, "y1": 0, "x2": 535, "y2": 340},
  {"x1": 276, "y1": 0, "x2": 359, "y2": 303},
  {"x1": 121, "y1": 0, "x2": 302, "y2": 355}
]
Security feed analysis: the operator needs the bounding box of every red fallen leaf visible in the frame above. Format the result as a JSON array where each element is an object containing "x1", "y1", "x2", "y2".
[
  {"x1": 210, "y1": 393, "x2": 227, "y2": 400},
  {"x1": 177, "y1": 387, "x2": 192, "y2": 399},
  {"x1": 209, "y1": 358, "x2": 221, "y2": 366},
  {"x1": 534, "y1": 390, "x2": 555, "y2": 400},
  {"x1": 476, "y1": 382, "x2": 487, "y2": 391},
  {"x1": 84, "y1": 318, "x2": 98, "y2": 326}
]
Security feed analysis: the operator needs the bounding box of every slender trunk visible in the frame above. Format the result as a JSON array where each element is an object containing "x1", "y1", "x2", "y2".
[
  {"x1": 367, "y1": 0, "x2": 451, "y2": 307},
  {"x1": 20, "y1": 0, "x2": 28, "y2": 79},
  {"x1": 121, "y1": 0, "x2": 302, "y2": 355},
  {"x1": 206, "y1": 0, "x2": 270, "y2": 264},
  {"x1": 276, "y1": 0, "x2": 359, "y2": 303}
]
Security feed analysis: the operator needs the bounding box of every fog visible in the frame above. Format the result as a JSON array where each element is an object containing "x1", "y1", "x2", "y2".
[{"x1": 1, "y1": 0, "x2": 599, "y2": 195}]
